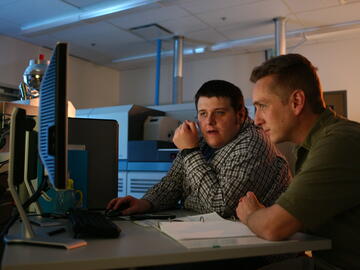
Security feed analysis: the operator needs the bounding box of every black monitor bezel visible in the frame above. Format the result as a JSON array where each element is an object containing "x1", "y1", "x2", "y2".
[
  {"x1": 39, "y1": 42, "x2": 68, "y2": 190},
  {"x1": 54, "y1": 43, "x2": 68, "y2": 189}
]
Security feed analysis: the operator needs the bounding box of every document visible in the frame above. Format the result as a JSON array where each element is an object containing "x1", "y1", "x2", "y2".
[
  {"x1": 134, "y1": 212, "x2": 224, "y2": 227},
  {"x1": 173, "y1": 212, "x2": 225, "y2": 222},
  {"x1": 159, "y1": 214, "x2": 255, "y2": 241}
]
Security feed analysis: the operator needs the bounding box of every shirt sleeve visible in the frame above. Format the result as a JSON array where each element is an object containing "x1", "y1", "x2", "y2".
[
  {"x1": 276, "y1": 125, "x2": 360, "y2": 230},
  {"x1": 142, "y1": 153, "x2": 184, "y2": 210}
]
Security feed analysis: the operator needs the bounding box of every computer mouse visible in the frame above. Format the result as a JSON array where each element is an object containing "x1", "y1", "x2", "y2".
[
  {"x1": 105, "y1": 203, "x2": 130, "y2": 217},
  {"x1": 104, "y1": 208, "x2": 122, "y2": 217}
]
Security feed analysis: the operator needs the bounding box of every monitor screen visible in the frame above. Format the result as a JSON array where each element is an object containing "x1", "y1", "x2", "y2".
[
  {"x1": 8, "y1": 108, "x2": 26, "y2": 186},
  {"x1": 38, "y1": 42, "x2": 68, "y2": 189}
]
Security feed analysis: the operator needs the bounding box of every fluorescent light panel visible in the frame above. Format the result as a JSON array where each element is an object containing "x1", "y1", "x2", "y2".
[
  {"x1": 112, "y1": 46, "x2": 206, "y2": 63},
  {"x1": 21, "y1": 0, "x2": 160, "y2": 35},
  {"x1": 80, "y1": 0, "x2": 159, "y2": 21}
]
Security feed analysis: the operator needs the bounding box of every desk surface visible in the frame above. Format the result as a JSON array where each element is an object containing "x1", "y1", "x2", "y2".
[{"x1": 2, "y1": 214, "x2": 331, "y2": 270}]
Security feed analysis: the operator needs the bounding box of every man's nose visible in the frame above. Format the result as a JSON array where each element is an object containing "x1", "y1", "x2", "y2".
[
  {"x1": 206, "y1": 113, "x2": 216, "y2": 125},
  {"x1": 254, "y1": 111, "x2": 263, "y2": 126}
]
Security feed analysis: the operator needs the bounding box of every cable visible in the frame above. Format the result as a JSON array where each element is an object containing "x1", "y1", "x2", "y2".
[
  {"x1": 0, "y1": 174, "x2": 50, "y2": 240},
  {"x1": 0, "y1": 127, "x2": 9, "y2": 150}
]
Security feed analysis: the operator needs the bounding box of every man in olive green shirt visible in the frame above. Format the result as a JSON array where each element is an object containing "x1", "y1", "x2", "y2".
[{"x1": 236, "y1": 54, "x2": 360, "y2": 269}]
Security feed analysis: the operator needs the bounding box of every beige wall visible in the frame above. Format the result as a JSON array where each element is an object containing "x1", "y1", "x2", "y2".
[
  {"x1": 294, "y1": 36, "x2": 360, "y2": 122},
  {"x1": 68, "y1": 57, "x2": 119, "y2": 109},
  {"x1": 0, "y1": 35, "x2": 119, "y2": 110}
]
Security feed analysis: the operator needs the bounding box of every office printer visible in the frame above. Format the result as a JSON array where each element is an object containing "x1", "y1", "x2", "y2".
[
  {"x1": 128, "y1": 140, "x2": 178, "y2": 162},
  {"x1": 143, "y1": 116, "x2": 181, "y2": 142}
]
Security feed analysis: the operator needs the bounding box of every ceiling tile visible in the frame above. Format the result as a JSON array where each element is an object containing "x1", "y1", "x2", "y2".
[
  {"x1": 221, "y1": 22, "x2": 274, "y2": 40},
  {"x1": 185, "y1": 28, "x2": 227, "y2": 44},
  {"x1": 219, "y1": 14, "x2": 303, "y2": 40},
  {"x1": 286, "y1": 16, "x2": 306, "y2": 30},
  {"x1": 296, "y1": 1, "x2": 360, "y2": 27},
  {"x1": 195, "y1": 0, "x2": 290, "y2": 29},
  {"x1": 160, "y1": 15, "x2": 208, "y2": 35},
  {"x1": 111, "y1": 41, "x2": 157, "y2": 59},
  {"x1": 66, "y1": 42, "x2": 113, "y2": 64},
  {"x1": 51, "y1": 21, "x2": 143, "y2": 49},
  {"x1": 18, "y1": 34, "x2": 60, "y2": 49},
  {"x1": 284, "y1": 0, "x2": 339, "y2": 13},
  {"x1": 178, "y1": 0, "x2": 263, "y2": 14},
  {"x1": 107, "y1": 5, "x2": 190, "y2": 30}
]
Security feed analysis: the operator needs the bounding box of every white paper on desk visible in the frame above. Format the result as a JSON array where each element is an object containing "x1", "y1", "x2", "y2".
[
  {"x1": 175, "y1": 212, "x2": 224, "y2": 222},
  {"x1": 159, "y1": 220, "x2": 255, "y2": 240},
  {"x1": 134, "y1": 212, "x2": 224, "y2": 227},
  {"x1": 134, "y1": 219, "x2": 158, "y2": 227}
]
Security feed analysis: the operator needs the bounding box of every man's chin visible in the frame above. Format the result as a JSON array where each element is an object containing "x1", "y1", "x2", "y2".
[
  {"x1": 272, "y1": 137, "x2": 287, "y2": 145},
  {"x1": 206, "y1": 140, "x2": 223, "y2": 149},
  {"x1": 268, "y1": 134, "x2": 279, "y2": 144}
]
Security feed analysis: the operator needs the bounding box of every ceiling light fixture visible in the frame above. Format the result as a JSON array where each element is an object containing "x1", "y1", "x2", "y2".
[
  {"x1": 21, "y1": 0, "x2": 160, "y2": 36},
  {"x1": 80, "y1": 0, "x2": 159, "y2": 21},
  {"x1": 112, "y1": 46, "x2": 206, "y2": 63}
]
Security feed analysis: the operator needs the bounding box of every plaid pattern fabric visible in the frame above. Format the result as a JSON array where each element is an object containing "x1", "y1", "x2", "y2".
[{"x1": 142, "y1": 118, "x2": 290, "y2": 217}]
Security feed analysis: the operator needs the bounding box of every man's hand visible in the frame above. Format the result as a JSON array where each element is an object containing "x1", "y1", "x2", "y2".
[
  {"x1": 173, "y1": 120, "x2": 199, "y2": 150},
  {"x1": 236, "y1": 192, "x2": 265, "y2": 225},
  {"x1": 106, "y1": 195, "x2": 152, "y2": 216}
]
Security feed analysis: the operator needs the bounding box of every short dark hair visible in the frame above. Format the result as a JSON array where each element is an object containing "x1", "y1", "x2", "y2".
[
  {"x1": 250, "y1": 54, "x2": 325, "y2": 114},
  {"x1": 195, "y1": 80, "x2": 248, "y2": 117}
]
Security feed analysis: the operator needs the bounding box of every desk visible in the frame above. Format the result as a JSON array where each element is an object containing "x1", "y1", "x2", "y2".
[{"x1": 2, "y1": 215, "x2": 331, "y2": 270}]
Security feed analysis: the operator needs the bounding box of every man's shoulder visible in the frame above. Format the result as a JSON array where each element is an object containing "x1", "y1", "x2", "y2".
[
  {"x1": 321, "y1": 117, "x2": 360, "y2": 142},
  {"x1": 306, "y1": 116, "x2": 360, "y2": 159}
]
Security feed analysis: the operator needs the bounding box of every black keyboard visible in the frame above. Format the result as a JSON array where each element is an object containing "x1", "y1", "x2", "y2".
[{"x1": 68, "y1": 209, "x2": 121, "y2": 238}]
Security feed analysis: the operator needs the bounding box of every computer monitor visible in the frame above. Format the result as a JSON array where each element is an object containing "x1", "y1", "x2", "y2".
[
  {"x1": 38, "y1": 42, "x2": 68, "y2": 189},
  {"x1": 5, "y1": 43, "x2": 86, "y2": 249}
]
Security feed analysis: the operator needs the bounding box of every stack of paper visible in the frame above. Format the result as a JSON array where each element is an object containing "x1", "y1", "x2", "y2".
[
  {"x1": 134, "y1": 212, "x2": 224, "y2": 227},
  {"x1": 159, "y1": 214, "x2": 255, "y2": 241}
]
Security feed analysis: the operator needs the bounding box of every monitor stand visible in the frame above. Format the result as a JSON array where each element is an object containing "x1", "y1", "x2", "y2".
[
  {"x1": 4, "y1": 107, "x2": 86, "y2": 249},
  {"x1": 23, "y1": 130, "x2": 64, "y2": 227},
  {"x1": 23, "y1": 129, "x2": 42, "y2": 215}
]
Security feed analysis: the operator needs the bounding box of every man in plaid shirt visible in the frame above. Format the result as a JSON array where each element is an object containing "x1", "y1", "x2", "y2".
[{"x1": 107, "y1": 80, "x2": 290, "y2": 217}]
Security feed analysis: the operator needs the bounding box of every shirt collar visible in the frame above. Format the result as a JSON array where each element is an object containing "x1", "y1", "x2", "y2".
[{"x1": 299, "y1": 108, "x2": 336, "y2": 150}]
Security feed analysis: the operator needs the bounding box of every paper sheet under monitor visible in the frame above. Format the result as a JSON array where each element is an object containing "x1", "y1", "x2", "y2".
[{"x1": 159, "y1": 220, "x2": 255, "y2": 241}]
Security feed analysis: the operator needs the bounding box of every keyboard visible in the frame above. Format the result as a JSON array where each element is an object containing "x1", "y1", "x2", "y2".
[{"x1": 68, "y1": 209, "x2": 121, "y2": 238}]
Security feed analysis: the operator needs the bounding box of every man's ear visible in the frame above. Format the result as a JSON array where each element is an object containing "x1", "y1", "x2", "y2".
[
  {"x1": 236, "y1": 107, "x2": 245, "y2": 123},
  {"x1": 290, "y1": 90, "x2": 305, "y2": 116}
]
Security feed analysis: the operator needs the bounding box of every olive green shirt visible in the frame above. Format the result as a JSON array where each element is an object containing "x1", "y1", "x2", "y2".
[{"x1": 276, "y1": 108, "x2": 360, "y2": 269}]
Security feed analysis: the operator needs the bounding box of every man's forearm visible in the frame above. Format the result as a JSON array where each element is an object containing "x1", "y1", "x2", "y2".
[
  {"x1": 245, "y1": 207, "x2": 279, "y2": 240},
  {"x1": 245, "y1": 204, "x2": 302, "y2": 241}
]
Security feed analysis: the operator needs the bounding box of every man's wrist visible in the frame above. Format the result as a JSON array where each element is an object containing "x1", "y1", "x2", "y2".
[
  {"x1": 180, "y1": 146, "x2": 200, "y2": 157},
  {"x1": 140, "y1": 199, "x2": 153, "y2": 212}
]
